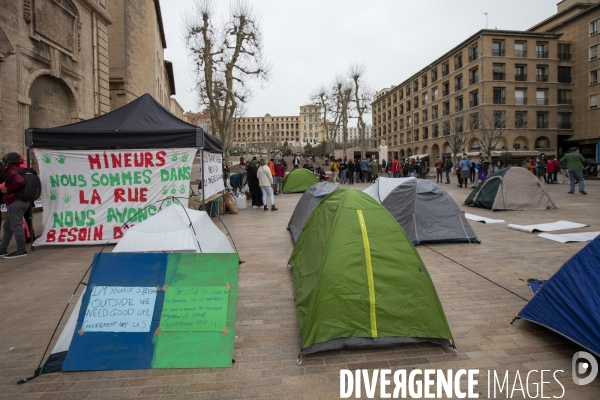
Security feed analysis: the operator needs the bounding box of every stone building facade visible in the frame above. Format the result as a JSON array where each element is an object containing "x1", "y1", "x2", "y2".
[
  {"x1": 372, "y1": 29, "x2": 568, "y2": 163},
  {"x1": 0, "y1": 0, "x2": 112, "y2": 156},
  {"x1": 107, "y1": 0, "x2": 175, "y2": 111}
]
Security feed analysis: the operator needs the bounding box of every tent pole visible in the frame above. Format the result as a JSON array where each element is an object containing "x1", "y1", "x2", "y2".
[
  {"x1": 26, "y1": 148, "x2": 35, "y2": 251},
  {"x1": 200, "y1": 148, "x2": 205, "y2": 211}
]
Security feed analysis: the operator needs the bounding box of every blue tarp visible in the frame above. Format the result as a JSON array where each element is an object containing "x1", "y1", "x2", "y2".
[
  {"x1": 518, "y1": 236, "x2": 600, "y2": 356},
  {"x1": 525, "y1": 279, "x2": 548, "y2": 295}
]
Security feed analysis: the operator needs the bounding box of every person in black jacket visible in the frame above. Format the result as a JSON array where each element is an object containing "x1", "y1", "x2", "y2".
[
  {"x1": 443, "y1": 157, "x2": 453, "y2": 184},
  {"x1": 346, "y1": 159, "x2": 355, "y2": 184}
]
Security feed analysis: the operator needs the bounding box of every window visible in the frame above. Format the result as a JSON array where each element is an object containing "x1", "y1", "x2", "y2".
[
  {"x1": 413, "y1": 81, "x2": 419, "y2": 92},
  {"x1": 432, "y1": 87, "x2": 439, "y2": 101},
  {"x1": 456, "y1": 117, "x2": 464, "y2": 133},
  {"x1": 536, "y1": 90, "x2": 548, "y2": 105},
  {"x1": 469, "y1": 90, "x2": 479, "y2": 107},
  {"x1": 494, "y1": 111, "x2": 506, "y2": 128},
  {"x1": 514, "y1": 41, "x2": 527, "y2": 57},
  {"x1": 407, "y1": 116, "x2": 412, "y2": 127},
  {"x1": 414, "y1": 113, "x2": 419, "y2": 125},
  {"x1": 557, "y1": 113, "x2": 572, "y2": 129},
  {"x1": 591, "y1": 19, "x2": 598, "y2": 36},
  {"x1": 536, "y1": 66, "x2": 548, "y2": 82},
  {"x1": 558, "y1": 43, "x2": 571, "y2": 60},
  {"x1": 536, "y1": 112, "x2": 548, "y2": 128},
  {"x1": 455, "y1": 74, "x2": 463, "y2": 91},
  {"x1": 423, "y1": 127, "x2": 429, "y2": 140},
  {"x1": 400, "y1": 90, "x2": 404, "y2": 99},
  {"x1": 455, "y1": 54, "x2": 463, "y2": 70},
  {"x1": 407, "y1": 85, "x2": 411, "y2": 95},
  {"x1": 492, "y1": 40, "x2": 505, "y2": 56},
  {"x1": 393, "y1": 121, "x2": 397, "y2": 131},
  {"x1": 493, "y1": 64, "x2": 505, "y2": 80},
  {"x1": 393, "y1": 93, "x2": 397, "y2": 103},
  {"x1": 407, "y1": 132, "x2": 412, "y2": 143},
  {"x1": 442, "y1": 62, "x2": 450, "y2": 76},
  {"x1": 432, "y1": 124, "x2": 439, "y2": 138},
  {"x1": 515, "y1": 111, "x2": 527, "y2": 128},
  {"x1": 558, "y1": 89, "x2": 573, "y2": 105},
  {"x1": 591, "y1": 94, "x2": 598, "y2": 109},
  {"x1": 442, "y1": 81, "x2": 450, "y2": 96},
  {"x1": 400, "y1": 118, "x2": 404, "y2": 129},
  {"x1": 423, "y1": 93, "x2": 429, "y2": 105},
  {"x1": 407, "y1": 100, "x2": 412, "y2": 112},
  {"x1": 393, "y1": 107, "x2": 398, "y2": 117},
  {"x1": 469, "y1": 44, "x2": 478, "y2": 62},
  {"x1": 422, "y1": 109, "x2": 428, "y2": 122},
  {"x1": 414, "y1": 96, "x2": 419, "y2": 108},
  {"x1": 591, "y1": 69, "x2": 599, "y2": 84},
  {"x1": 469, "y1": 68, "x2": 478, "y2": 85},
  {"x1": 400, "y1": 104, "x2": 404, "y2": 114},
  {"x1": 536, "y1": 42, "x2": 548, "y2": 58},
  {"x1": 432, "y1": 105, "x2": 439, "y2": 119},
  {"x1": 591, "y1": 44, "x2": 598, "y2": 60},
  {"x1": 515, "y1": 89, "x2": 527, "y2": 105},
  {"x1": 388, "y1": 110, "x2": 392, "y2": 120},
  {"x1": 455, "y1": 96, "x2": 464, "y2": 112},
  {"x1": 515, "y1": 65, "x2": 527, "y2": 81},
  {"x1": 443, "y1": 121, "x2": 450, "y2": 135},
  {"x1": 443, "y1": 101, "x2": 450, "y2": 116},
  {"x1": 469, "y1": 113, "x2": 480, "y2": 130},
  {"x1": 414, "y1": 129, "x2": 420, "y2": 141},
  {"x1": 431, "y1": 69, "x2": 438, "y2": 82},
  {"x1": 493, "y1": 87, "x2": 506, "y2": 104},
  {"x1": 422, "y1": 75, "x2": 428, "y2": 87},
  {"x1": 400, "y1": 133, "x2": 404, "y2": 144},
  {"x1": 558, "y1": 67, "x2": 572, "y2": 83}
]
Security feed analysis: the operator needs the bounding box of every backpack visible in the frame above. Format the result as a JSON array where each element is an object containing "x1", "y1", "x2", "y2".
[{"x1": 17, "y1": 169, "x2": 41, "y2": 202}]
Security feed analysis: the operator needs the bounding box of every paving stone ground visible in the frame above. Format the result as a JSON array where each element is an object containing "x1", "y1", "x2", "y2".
[{"x1": 0, "y1": 175, "x2": 599, "y2": 399}]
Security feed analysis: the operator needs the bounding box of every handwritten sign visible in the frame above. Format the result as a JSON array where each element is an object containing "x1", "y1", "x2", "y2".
[
  {"x1": 202, "y1": 152, "x2": 224, "y2": 200},
  {"x1": 82, "y1": 286, "x2": 158, "y2": 332},
  {"x1": 34, "y1": 148, "x2": 197, "y2": 245},
  {"x1": 160, "y1": 286, "x2": 228, "y2": 332}
]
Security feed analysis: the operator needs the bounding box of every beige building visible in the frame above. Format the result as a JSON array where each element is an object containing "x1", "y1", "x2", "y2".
[
  {"x1": 232, "y1": 113, "x2": 301, "y2": 151},
  {"x1": 529, "y1": 0, "x2": 600, "y2": 160},
  {"x1": 107, "y1": 0, "x2": 175, "y2": 111},
  {"x1": 0, "y1": 0, "x2": 112, "y2": 155},
  {"x1": 372, "y1": 29, "x2": 570, "y2": 163},
  {"x1": 299, "y1": 104, "x2": 322, "y2": 144}
]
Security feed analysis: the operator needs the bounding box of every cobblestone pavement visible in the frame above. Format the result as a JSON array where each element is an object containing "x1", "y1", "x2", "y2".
[{"x1": 0, "y1": 177, "x2": 599, "y2": 399}]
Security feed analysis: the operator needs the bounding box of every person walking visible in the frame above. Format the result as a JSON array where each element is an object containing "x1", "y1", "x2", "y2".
[
  {"x1": 458, "y1": 156, "x2": 471, "y2": 188},
  {"x1": 346, "y1": 158, "x2": 355, "y2": 184},
  {"x1": 274, "y1": 159, "x2": 285, "y2": 194},
  {"x1": 340, "y1": 159, "x2": 347, "y2": 184},
  {"x1": 561, "y1": 148, "x2": 587, "y2": 195},
  {"x1": 443, "y1": 157, "x2": 453, "y2": 184},
  {"x1": 435, "y1": 158, "x2": 443, "y2": 183},
  {"x1": 0, "y1": 153, "x2": 29, "y2": 258},
  {"x1": 257, "y1": 159, "x2": 278, "y2": 210},
  {"x1": 331, "y1": 158, "x2": 339, "y2": 184}
]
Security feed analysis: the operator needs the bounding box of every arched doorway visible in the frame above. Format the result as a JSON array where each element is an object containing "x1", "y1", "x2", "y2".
[
  {"x1": 535, "y1": 136, "x2": 550, "y2": 150},
  {"x1": 29, "y1": 75, "x2": 77, "y2": 129},
  {"x1": 407, "y1": 148, "x2": 413, "y2": 157},
  {"x1": 400, "y1": 149, "x2": 405, "y2": 158},
  {"x1": 431, "y1": 144, "x2": 439, "y2": 160},
  {"x1": 513, "y1": 136, "x2": 528, "y2": 151}
]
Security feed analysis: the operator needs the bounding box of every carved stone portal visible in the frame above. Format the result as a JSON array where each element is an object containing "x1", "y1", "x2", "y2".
[{"x1": 34, "y1": 0, "x2": 76, "y2": 53}]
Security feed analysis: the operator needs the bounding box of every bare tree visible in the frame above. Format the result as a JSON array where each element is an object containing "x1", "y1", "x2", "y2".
[
  {"x1": 310, "y1": 84, "x2": 341, "y2": 157},
  {"x1": 440, "y1": 110, "x2": 474, "y2": 162},
  {"x1": 332, "y1": 76, "x2": 353, "y2": 159},
  {"x1": 348, "y1": 64, "x2": 372, "y2": 159},
  {"x1": 472, "y1": 106, "x2": 522, "y2": 163},
  {"x1": 183, "y1": 0, "x2": 270, "y2": 164}
]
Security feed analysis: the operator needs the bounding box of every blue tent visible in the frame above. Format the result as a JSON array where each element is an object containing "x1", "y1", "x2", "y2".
[{"x1": 517, "y1": 236, "x2": 600, "y2": 357}]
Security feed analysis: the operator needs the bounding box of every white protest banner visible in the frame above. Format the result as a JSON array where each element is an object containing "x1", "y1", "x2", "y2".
[
  {"x1": 202, "y1": 151, "x2": 224, "y2": 200},
  {"x1": 82, "y1": 286, "x2": 158, "y2": 333},
  {"x1": 34, "y1": 148, "x2": 197, "y2": 245}
]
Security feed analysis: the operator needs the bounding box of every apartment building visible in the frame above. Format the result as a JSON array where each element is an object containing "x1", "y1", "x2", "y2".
[
  {"x1": 372, "y1": 29, "x2": 570, "y2": 162},
  {"x1": 529, "y1": 0, "x2": 600, "y2": 161},
  {"x1": 333, "y1": 125, "x2": 374, "y2": 146}
]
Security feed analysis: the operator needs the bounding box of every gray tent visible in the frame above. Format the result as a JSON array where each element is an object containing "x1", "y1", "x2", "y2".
[
  {"x1": 364, "y1": 178, "x2": 479, "y2": 245},
  {"x1": 287, "y1": 182, "x2": 338, "y2": 244}
]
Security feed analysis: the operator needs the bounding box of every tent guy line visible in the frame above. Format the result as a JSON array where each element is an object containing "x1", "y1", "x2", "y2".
[{"x1": 422, "y1": 245, "x2": 529, "y2": 302}]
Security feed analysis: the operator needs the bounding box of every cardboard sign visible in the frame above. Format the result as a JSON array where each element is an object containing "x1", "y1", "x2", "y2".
[
  {"x1": 202, "y1": 152, "x2": 224, "y2": 200},
  {"x1": 34, "y1": 148, "x2": 196, "y2": 245}
]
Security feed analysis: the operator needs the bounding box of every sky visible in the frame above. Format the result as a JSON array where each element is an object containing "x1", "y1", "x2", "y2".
[{"x1": 160, "y1": 0, "x2": 557, "y2": 124}]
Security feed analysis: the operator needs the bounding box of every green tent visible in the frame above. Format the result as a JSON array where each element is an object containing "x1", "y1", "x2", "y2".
[
  {"x1": 282, "y1": 169, "x2": 319, "y2": 193},
  {"x1": 289, "y1": 188, "x2": 454, "y2": 354}
]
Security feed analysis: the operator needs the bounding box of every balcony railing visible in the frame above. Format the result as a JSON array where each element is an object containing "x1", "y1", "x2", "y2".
[
  {"x1": 537, "y1": 121, "x2": 549, "y2": 128},
  {"x1": 443, "y1": 109, "x2": 450, "y2": 116},
  {"x1": 558, "y1": 121, "x2": 572, "y2": 129},
  {"x1": 558, "y1": 98, "x2": 573, "y2": 105},
  {"x1": 442, "y1": 90, "x2": 449, "y2": 97},
  {"x1": 515, "y1": 97, "x2": 527, "y2": 105},
  {"x1": 558, "y1": 52, "x2": 571, "y2": 61},
  {"x1": 536, "y1": 98, "x2": 549, "y2": 105},
  {"x1": 469, "y1": 52, "x2": 478, "y2": 62},
  {"x1": 493, "y1": 97, "x2": 506, "y2": 105},
  {"x1": 469, "y1": 77, "x2": 478, "y2": 85},
  {"x1": 536, "y1": 51, "x2": 549, "y2": 58},
  {"x1": 455, "y1": 61, "x2": 463, "y2": 70},
  {"x1": 493, "y1": 72, "x2": 505, "y2": 80},
  {"x1": 469, "y1": 99, "x2": 479, "y2": 107},
  {"x1": 514, "y1": 50, "x2": 527, "y2": 57},
  {"x1": 558, "y1": 77, "x2": 572, "y2": 84},
  {"x1": 442, "y1": 68, "x2": 449, "y2": 77},
  {"x1": 455, "y1": 83, "x2": 463, "y2": 91},
  {"x1": 455, "y1": 105, "x2": 464, "y2": 112},
  {"x1": 432, "y1": 113, "x2": 438, "y2": 120},
  {"x1": 432, "y1": 95, "x2": 438, "y2": 101},
  {"x1": 536, "y1": 74, "x2": 549, "y2": 82},
  {"x1": 515, "y1": 74, "x2": 527, "y2": 81},
  {"x1": 492, "y1": 49, "x2": 505, "y2": 56}
]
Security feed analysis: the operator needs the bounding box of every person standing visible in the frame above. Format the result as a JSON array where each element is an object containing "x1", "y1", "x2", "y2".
[
  {"x1": 443, "y1": 157, "x2": 453, "y2": 184},
  {"x1": 561, "y1": 148, "x2": 587, "y2": 195},
  {"x1": 387, "y1": 159, "x2": 393, "y2": 177},
  {"x1": 340, "y1": 159, "x2": 347, "y2": 184},
  {"x1": 245, "y1": 163, "x2": 263, "y2": 209},
  {"x1": 458, "y1": 156, "x2": 471, "y2": 188},
  {"x1": 469, "y1": 158, "x2": 476, "y2": 184},
  {"x1": 525, "y1": 158, "x2": 534, "y2": 174},
  {"x1": 435, "y1": 158, "x2": 443, "y2": 183},
  {"x1": 274, "y1": 159, "x2": 285, "y2": 194},
  {"x1": 293, "y1": 155, "x2": 299, "y2": 169},
  {"x1": 360, "y1": 157, "x2": 370, "y2": 183},
  {"x1": 354, "y1": 159, "x2": 361, "y2": 183},
  {"x1": 371, "y1": 159, "x2": 379, "y2": 183},
  {"x1": 346, "y1": 158, "x2": 355, "y2": 184},
  {"x1": 407, "y1": 158, "x2": 416, "y2": 178},
  {"x1": 552, "y1": 157, "x2": 561, "y2": 184},
  {"x1": 535, "y1": 153, "x2": 546, "y2": 183},
  {"x1": 559, "y1": 158, "x2": 568, "y2": 183},
  {"x1": 391, "y1": 156, "x2": 401, "y2": 178},
  {"x1": 546, "y1": 156, "x2": 555, "y2": 184},
  {"x1": 0, "y1": 153, "x2": 29, "y2": 258},
  {"x1": 257, "y1": 159, "x2": 278, "y2": 210},
  {"x1": 331, "y1": 159, "x2": 339, "y2": 184}
]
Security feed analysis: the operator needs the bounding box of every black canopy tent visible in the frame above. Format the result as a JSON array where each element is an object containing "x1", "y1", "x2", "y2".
[{"x1": 24, "y1": 94, "x2": 223, "y2": 245}]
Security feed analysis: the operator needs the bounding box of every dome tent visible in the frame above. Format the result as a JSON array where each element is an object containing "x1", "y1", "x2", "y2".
[
  {"x1": 289, "y1": 188, "x2": 454, "y2": 354},
  {"x1": 465, "y1": 167, "x2": 555, "y2": 211},
  {"x1": 281, "y1": 169, "x2": 318, "y2": 193},
  {"x1": 364, "y1": 178, "x2": 479, "y2": 245},
  {"x1": 287, "y1": 181, "x2": 338, "y2": 244}
]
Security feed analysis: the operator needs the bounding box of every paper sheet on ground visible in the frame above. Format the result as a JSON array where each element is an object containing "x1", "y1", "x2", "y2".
[
  {"x1": 507, "y1": 220, "x2": 587, "y2": 233},
  {"x1": 538, "y1": 232, "x2": 600, "y2": 243},
  {"x1": 464, "y1": 213, "x2": 505, "y2": 224}
]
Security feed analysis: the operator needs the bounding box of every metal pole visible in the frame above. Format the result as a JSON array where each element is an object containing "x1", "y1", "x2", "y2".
[
  {"x1": 200, "y1": 148, "x2": 205, "y2": 211},
  {"x1": 26, "y1": 149, "x2": 35, "y2": 251}
]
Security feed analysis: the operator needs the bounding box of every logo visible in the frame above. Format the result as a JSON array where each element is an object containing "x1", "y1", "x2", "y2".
[{"x1": 572, "y1": 351, "x2": 598, "y2": 385}]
